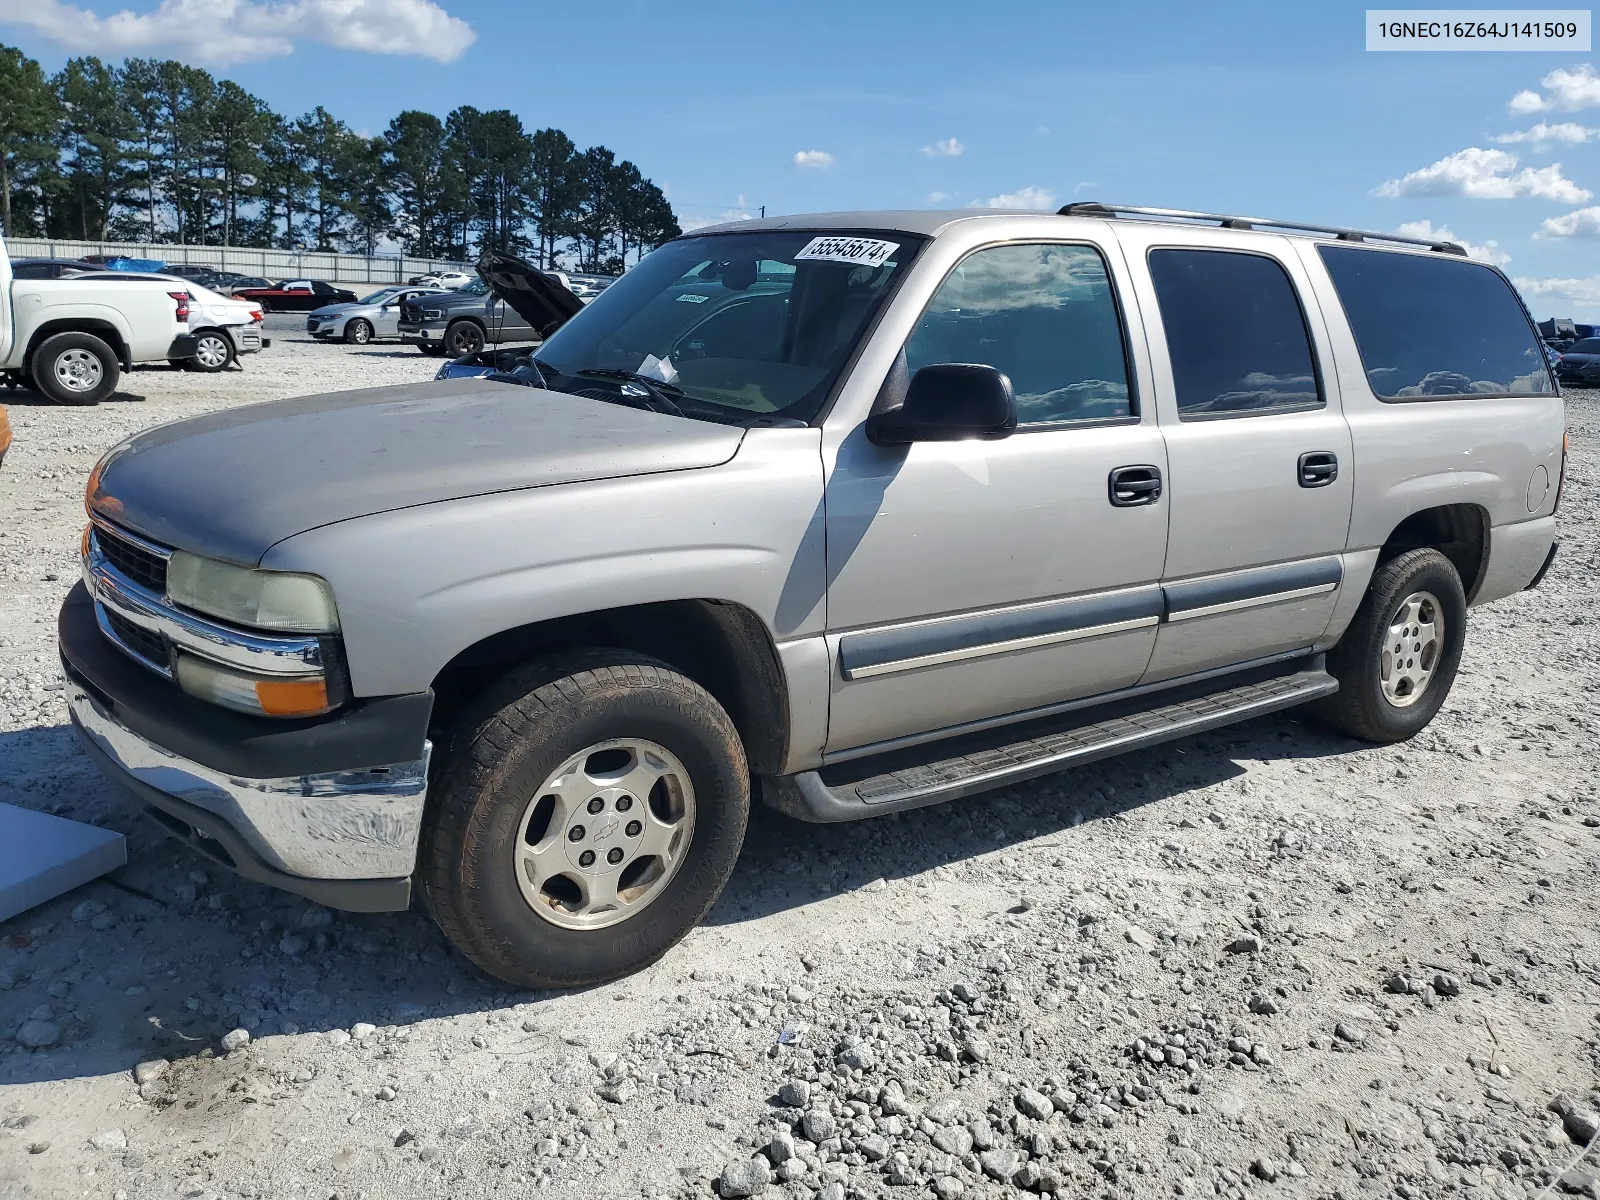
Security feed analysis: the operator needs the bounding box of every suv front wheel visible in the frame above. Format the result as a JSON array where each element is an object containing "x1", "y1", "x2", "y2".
[
  {"x1": 421, "y1": 651, "x2": 750, "y2": 988},
  {"x1": 1316, "y1": 547, "x2": 1467, "y2": 744}
]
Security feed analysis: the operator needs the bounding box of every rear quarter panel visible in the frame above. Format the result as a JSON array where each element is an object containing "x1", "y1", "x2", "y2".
[
  {"x1": 18, "y1": 279, "x2": 178, "y2": 361},
  {"x1": 1291, "y1": 241, "x2": 1564, "y2": 599}
]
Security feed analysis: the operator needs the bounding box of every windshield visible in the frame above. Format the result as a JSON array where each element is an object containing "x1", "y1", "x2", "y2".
[
  {"x1": 1569, "y1": 338, "x2": 1600, "y2": 353},
  {"x1": 456, "y1": 277, "x2": 489, "y2": 296},
  {"x1": 359, "y1": 289, "x2": 402, "y2": 305},
  {"x1": 530, "y1": 230, "x2": 925, "y2": 423}
]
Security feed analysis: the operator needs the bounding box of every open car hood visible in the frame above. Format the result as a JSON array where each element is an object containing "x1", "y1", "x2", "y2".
[{"x1": 476, "y1": 250, "x2": 586, "y2": 337}]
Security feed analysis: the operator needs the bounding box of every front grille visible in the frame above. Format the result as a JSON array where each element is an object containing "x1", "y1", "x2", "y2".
[
  {"x1": 96, "y1": 526, "x2": 168, "y2": 594},
  {"x1": 305, "y1": 318, "x2": 319, "y2": 332},
  {"x1": 103, "y1": 607, "x2": 169, "y2": 670}
]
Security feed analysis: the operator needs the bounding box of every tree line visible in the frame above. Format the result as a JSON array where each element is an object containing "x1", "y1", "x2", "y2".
[{"x1": 0, "y1": 43, "x2": 680, "y2": 273}]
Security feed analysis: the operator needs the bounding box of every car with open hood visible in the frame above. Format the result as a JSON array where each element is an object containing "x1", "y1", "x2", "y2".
[
  {"x1": 305, "y1": 285, "x2": 448, "y2": 345},
  {"x1": 63, "y1": 205, "x2": 1564, "y2": 990},
  {"x1": 397, "y1": 260, "x2": 581, "y2": 357}
]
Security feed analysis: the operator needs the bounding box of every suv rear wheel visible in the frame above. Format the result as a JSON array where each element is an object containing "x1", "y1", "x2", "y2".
[
  {"x1": 443, "y1": 321, "x2": 485, "y2": 356},
  {"x1": 31, "y1": 332, "x2": 119, "y2": 405},
  {"x1": 1316, "y1": 548, "x2": 1467, "y2": 744},
  {"x1": 421, "y1": 651, "x2": 749, "y2": 988}
]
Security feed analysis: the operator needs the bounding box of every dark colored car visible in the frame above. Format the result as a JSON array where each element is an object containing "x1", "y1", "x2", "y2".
[
  {"x1": 406, "y1": 253, "x2": 584, "y2": 359},
  {"x1": 1554, "y1": 336, "x2": 1600, "y2": 387},
  {"x1": 232, "y1": 278, "x2": 357, "y2": 313},
  {"x1": 10, "y1": 257, "x2": 97, "y2": 279}
]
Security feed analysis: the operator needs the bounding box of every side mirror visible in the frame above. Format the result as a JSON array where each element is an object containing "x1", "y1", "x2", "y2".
[{"x1": 866, "y1": 363, "x2": 1017, "y2": 445}]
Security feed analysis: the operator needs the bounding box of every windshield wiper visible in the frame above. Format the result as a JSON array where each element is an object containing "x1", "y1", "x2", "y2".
[{"x1": 574, "y1": 368, "x2": 686, "y2": 417}]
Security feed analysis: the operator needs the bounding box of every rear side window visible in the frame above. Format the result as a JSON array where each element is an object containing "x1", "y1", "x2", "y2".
[
  {"x1": 1317, "y1": 245, "x2": 1552, "y2": 399},
  {"x1": 1147, "y1": 249, "x2": 1321, "y2": 418}
]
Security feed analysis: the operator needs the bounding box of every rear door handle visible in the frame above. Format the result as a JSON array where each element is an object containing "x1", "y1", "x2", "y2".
[
  {"x1": 1297, "y1": 451, "x2": 1338, "y2": 488},
  {"x1": 1109, "y1": 464, "x2": 1163, "y2": 507}
]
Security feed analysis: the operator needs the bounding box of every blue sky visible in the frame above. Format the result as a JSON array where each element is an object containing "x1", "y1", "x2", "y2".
[{"x1": 4, "y1": 0, "x2": 1597, "y2": 317}]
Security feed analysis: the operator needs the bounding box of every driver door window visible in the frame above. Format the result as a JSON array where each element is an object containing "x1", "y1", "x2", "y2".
[{"x1": 904, "y1": 243, "x2": 1134, "y2": 425}]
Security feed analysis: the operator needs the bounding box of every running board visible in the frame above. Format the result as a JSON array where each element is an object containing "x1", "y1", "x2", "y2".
[{"x1": 767, "y1": 665, "x2": 1337, "y2": 823}]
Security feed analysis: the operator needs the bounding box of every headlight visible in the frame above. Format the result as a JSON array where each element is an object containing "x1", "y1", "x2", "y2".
[
  {"x1": 422, "y1": 309, "x2": 443, "y2": 320},
  {"x1": 166, "y1": 552, "x2": 339, "y2": 633}
]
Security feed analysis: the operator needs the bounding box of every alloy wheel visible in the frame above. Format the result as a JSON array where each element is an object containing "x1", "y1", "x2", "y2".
[{"x1": 513, "y1": 738, "x2": 696, "y2": 931}]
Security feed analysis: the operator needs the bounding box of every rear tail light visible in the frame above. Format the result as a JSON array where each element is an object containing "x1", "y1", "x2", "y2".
[
  {"x1": 168, "y1": 291, "x2": 190, "y2": 321},
  {"x1": 248, "y1": 309, "x2": 263, "y2": 323}
]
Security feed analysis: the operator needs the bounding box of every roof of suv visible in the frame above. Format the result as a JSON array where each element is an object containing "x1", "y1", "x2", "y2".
[{"x1": 688, "y1": 204, "x2": 1470, "y2": 257}]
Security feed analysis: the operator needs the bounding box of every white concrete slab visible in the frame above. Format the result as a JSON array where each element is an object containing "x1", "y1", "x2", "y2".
[{"x1": 0, "y1": 803, "x2": 127, "y2": 922}]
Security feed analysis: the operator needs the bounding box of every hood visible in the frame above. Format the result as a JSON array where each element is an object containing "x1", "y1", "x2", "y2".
[
  {"x1": 309, "y1": 302, "x2": 360, "y2": 317},
  {"x1": 476, "y1": 250, "x2": 585, "y2": 336},
  {"x1": 89, "y1": 379, "x2": 746, "y2": 565}
]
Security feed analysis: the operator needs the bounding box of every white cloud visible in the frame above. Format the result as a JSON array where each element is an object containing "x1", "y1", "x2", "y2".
[
  {"x1": 1491, "y1": 121, "x2": 1599, "y2": 145},
  {"x1": 793, "y1": 149, "x2": 835, "y2": 169},
  {"x1": 0, "y1": 0, "x2": 475, "y2": 66},
  {"x1": 1507, "y1": 64, "x2": 1600, "y2": 113},
  {"x1": 679, "y1": 209, "x2": 756, "y2": 233},
  {"x1": 1072, "y1": 180, "x2": 1099, "y2": 194},
  {"x1": 925, "y1": 191, "x2": 951, "y2": 203},
  {"x1": 1536, "y1": 206, "x2": 1600, "y2": 238},
  {"x1": 920, "y1": 137, "x2": 964, "y2": 158},
  {"x1": 1393, "y1": 219, "x2": 1510, "y2": 265},
  {"x1": 971, "y1": 185, "x2": 1057, "y2": 210},
  {"x1": 1513, "y1": 274, "x2": 1600, "y2": 307},
  {"x1": 1374, "y1": 147, "x2": 1591, "y2": 203}
]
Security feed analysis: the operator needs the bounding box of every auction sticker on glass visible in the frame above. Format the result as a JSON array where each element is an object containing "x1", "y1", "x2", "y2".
[
  {"x1": 794, "y1": 236, "x2": 901, "y2": 266},
  {"x1": 1366, "y1": 9, "x2": 1590, "y2": 50}
]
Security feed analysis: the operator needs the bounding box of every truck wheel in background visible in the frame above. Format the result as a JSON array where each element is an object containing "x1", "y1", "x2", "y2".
[
  {"x1": 30, "y1": 332, "x2": 119, "y2": 405},
  {"x1": 420, "y1": 650, "x2": 750, "y2": 989},
  {"x1": 344, "y1": 319, "x2": 374, "y2": 345},
  {"x1": 1315, "y1": 548, "x2": 1467, "y2": 744},
  {"x1": 187, "y1": 330, "x2": 236, "y2": 373},
  {"x1": 443, "y1": 321, "x2": 485, "y2": 356}
]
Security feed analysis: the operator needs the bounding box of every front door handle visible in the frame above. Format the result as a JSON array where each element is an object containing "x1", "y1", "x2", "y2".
[
  {"x1": 1297, "y1": 451, "x2": 1339, "y2": 488},
  {"x1": 1109, "y1": 464, "x2": 1163, "y2": 507}
]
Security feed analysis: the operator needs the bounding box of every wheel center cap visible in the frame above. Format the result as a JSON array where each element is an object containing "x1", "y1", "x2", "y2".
[{"x1": 562, "y1": 788, "x2": 645, "y2": 874}]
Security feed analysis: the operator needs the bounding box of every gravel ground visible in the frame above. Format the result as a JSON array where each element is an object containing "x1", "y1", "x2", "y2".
[{"x1": 0, "y1": 331, "x2": 1596, "y2": 1200}]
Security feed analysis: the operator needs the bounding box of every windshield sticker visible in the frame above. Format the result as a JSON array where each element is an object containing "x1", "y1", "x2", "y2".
[
  {"x1": 675, "y1": 293, "x2": 710, "y2": 303},
  {"x1": 794, "y1": 236, "x2": 900, "y2": 267}
]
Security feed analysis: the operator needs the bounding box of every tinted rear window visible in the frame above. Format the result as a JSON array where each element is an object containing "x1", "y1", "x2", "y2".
[
  {"x1": 1147, "y1": 249, "x2": 1321, "y2": 418},
  {"x1": 1317, "y1": 245, "x2": 1552, "y2": 399}
]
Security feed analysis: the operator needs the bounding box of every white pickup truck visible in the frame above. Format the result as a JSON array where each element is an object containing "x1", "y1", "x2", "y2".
[{"x1": 0, "y1": 244, "x2": 197, "y2": 404}]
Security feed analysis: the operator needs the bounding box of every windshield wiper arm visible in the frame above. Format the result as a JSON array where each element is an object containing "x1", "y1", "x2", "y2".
[{"x1": 574, "y1": 368, "x2": 686, "y2": 416}]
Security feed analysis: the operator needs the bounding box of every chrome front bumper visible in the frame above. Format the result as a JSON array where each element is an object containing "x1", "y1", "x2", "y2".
[{"x1": 67, "y1": 678, "x2": 429, "y2": 882}]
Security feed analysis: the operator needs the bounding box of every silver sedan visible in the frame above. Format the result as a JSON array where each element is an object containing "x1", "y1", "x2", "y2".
[{"x1": 306, "y1": 286, "x2": 449, "y2": 344}]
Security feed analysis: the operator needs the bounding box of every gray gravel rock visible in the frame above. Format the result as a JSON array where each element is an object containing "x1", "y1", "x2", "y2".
[
  {"x1": 718, "y1": 1156, "x2": 771, "y2": 1198},
  {"x1": 15, "y1": 1020, "x2": 60, "y2": 1049},
  {"x1": 220, "y1": 1028, "x2": 250, "y2": 1052},
  {"x1": 132, "y1": 1059, "x2": 167, "y2": 1085},
  {"x1": 802, "y1": 1109, "x2": 836, "y2": 1143},
  {"x1": 1015, "y1": 1088, "x2": 1053, "y2": 1120},
  {"x1": 1225, "y1": 934, "x2": 1262, "y2": 954},
  {"x1": 979, "y1": 1147, "x2": 1023, "y2": 1182},
  {"x1": 777, "y1": 1078, "x2": 811, "y2": 1107}
]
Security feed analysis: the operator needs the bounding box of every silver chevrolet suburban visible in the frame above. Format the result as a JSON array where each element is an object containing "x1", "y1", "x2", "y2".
[{"x1": 60, "y1": 205, "x2": 1566, "y2": 988}]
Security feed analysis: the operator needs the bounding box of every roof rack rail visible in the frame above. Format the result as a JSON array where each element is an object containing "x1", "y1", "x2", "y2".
[{"x1": 1058, "y1": 202, "x2": 1469, "y2": 257}]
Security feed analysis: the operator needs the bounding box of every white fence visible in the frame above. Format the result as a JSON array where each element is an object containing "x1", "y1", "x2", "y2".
[{"x1": 5, "y1": 238, "x2": 472, "y2": 284}]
